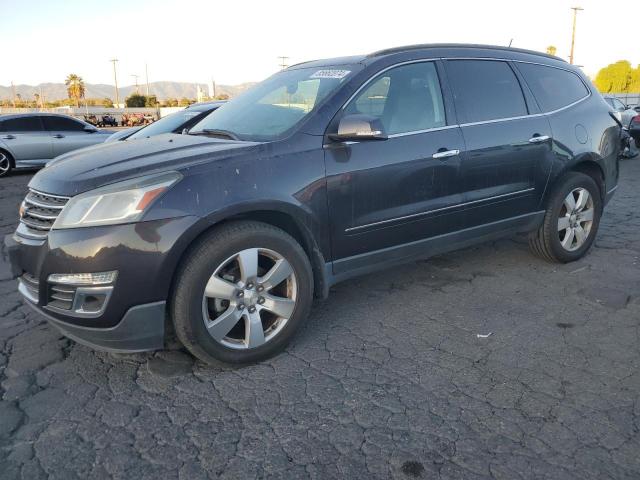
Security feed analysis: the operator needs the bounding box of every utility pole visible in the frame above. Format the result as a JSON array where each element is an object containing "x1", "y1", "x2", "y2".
[
  {"x1": 569, "y1": 7, "x2": 583, "y2": 65},
  {"x1": 145, "y1": 64, "x2": 150, "y2": 96},
  {"x1": 131, "y1": 75, "x2": 140, "y2": 94},
  {"x1": 277, "y1": 56, "x2": 289, "y2": 70},
  {"x1": 110, "y1": 58, "x2": 120, "y2": 107}
]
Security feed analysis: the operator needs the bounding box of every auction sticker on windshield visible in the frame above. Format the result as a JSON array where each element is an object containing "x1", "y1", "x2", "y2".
[{"x1": 310, "y1": 70, "x2": 351, "y2": 79}]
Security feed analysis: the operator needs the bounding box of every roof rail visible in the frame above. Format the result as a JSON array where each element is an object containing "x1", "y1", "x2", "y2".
[{"x1": 368, "y1": 43, "x2": 566, "y2": 63}]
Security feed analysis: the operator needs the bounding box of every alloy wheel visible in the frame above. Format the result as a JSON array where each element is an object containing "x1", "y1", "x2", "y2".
[
  {"x1": 0, "y1": 153, "x2": 10, "y2": 175},
  {"x1": 558, "y1": 187, "x2": 594, "y2": 251},
  {"x1": 201, "y1": 248, "x2": 297, "y2": 349}
]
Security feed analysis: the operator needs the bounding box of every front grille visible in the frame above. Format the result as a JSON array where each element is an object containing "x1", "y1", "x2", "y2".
[
  {"x1": 19, "y1": 273, "x2": 40, "y2": 303},
  {"x1": 47, "y1": 284, "x2": 77, "y2": 310},
  {"x1": 19, "y1": 189, "x2": 70, "y2": 239}
]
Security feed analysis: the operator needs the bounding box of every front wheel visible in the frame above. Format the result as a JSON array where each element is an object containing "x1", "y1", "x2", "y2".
[
  {"x1": 0, "y1": 151, "x2": 12, "y2": 177},
  {"x1": 171, "y1": 221, "x2": 313, "y2": 365},
  {"x1": 529, "y1": 172, "x2": 602, "y2": 263}
]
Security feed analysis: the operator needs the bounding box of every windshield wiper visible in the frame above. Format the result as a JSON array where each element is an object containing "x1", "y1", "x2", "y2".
[{"x1": 190, "y1": 128, "x2": 240, "y2": 140}]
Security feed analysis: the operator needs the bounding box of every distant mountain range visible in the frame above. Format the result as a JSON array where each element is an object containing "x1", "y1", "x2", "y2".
[{"x1": 0, "y1": 81, "x2": 256, "y2": 101}]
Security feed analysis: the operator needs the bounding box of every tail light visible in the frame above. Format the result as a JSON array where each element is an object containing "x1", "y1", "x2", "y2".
[{"x1": 632, "y1": 115, "x2": 640, "y2": 124}]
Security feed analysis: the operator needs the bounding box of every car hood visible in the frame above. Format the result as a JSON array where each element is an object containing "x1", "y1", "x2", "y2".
[
  {"x1": 31, "y1": 133, "x2": 260, "y2": 196},
  {"x1": 104, "y1": 127, "x2": 141, "y2": 143}
]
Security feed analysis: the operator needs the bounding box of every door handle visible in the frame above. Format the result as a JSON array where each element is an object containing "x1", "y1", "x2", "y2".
[
  {"x1": 2, "y1": 135, "x2": 15, "y2": 140},
  {"x1": 53, "y1": 134, "x2": 65, "y2": 139},
  {"x1": 528, "y1": 135, "x2": 550, "y2": 144},
  {"x1": 432, "y1": 149, "x2": 460, "y2": 159}
]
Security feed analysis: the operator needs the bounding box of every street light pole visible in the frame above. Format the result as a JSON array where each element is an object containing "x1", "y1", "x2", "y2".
[
  {"x1": 145, "y1": 63, "x2": 150, "y2": 96},
  {"x1": 569, "y1": 6, "x2": 583, "y2": 65},
  {"x1": 277, "y1": 56, "x2": 289, "y2": 70},
  {"x1": 110, "y1": 58, "x2": 120, "y2": 106},
  {"x1": 131, "y1": 75, "x2": 140, "y2": 94}
]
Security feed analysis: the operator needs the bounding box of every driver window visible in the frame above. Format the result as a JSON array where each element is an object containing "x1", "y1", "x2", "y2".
[{"x1": 345, "y1": 62, "x2": 446, "y2": 135}]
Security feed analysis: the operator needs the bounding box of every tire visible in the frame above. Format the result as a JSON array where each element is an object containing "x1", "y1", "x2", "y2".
[
  {"x1": 529, "y1": 172, "x2": 602, "y2": 263},
  {"x1": 0, "y1": 150, "x2": 13, "y2": 178},
  {"x1": 171, "y1": 221, "x2": 313, "y2": 365}
]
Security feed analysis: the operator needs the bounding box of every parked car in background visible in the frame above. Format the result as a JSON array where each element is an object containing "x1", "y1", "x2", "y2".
[
  {"x1": 5, "y1": 44, "x2": 620, "y2": 365},
  {"x1": 99, "y1": 114, "x2": 118, "y2": 127},
  {"x1": 604, "y1": 96, "x2": 637, "y2": 127},
  {"x1": 83, "y1": 114, "x2": 99, "y2": 126},
  {"x1": 629, "y1": 114, "x2": 640, "y2": 146},
  {"x1": 105, "y1": 101, "x2": 225, "y2": 143},
  {"x1": 0, "y1": 113, "x2": 111, "y2": 177}
]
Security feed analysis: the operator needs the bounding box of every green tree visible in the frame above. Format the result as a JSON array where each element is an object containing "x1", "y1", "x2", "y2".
[
  {"x1": 178, "y1": 97, "x2": 193, "y2": 107},
  {"x1": 144, "y1": 95, "x2": 158, "y2": 107},
  {"x1": 65, "y1": 74, "x2": 85, "y2": 107},
  {"x1": 102, "y1": 97, "x2": 114, "y2": 108},
  {"x1": 594, "y1": 61, "x2": 640, "y2": 94},
  {"x1": 125, "y1": 93, "x2": 146, "y2": 107}
]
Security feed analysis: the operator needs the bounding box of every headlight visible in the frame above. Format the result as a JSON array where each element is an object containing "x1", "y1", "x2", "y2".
[{"x1": 52, "y1": 171, "x2": 182, "y2": 229}]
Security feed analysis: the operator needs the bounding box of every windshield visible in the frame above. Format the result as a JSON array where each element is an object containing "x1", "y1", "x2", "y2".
[
  {"x1": 189, "y1": 66, "x2": 356, "y2": 141},
  {"x1": 128, "y1": 110, "x2": 207, "y2": 140}
]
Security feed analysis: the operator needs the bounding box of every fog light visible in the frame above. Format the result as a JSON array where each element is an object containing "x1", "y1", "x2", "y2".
[
  {"x1": 76, "y1": 291, "x2": 108, "y2": 313},
  {"x1": 47, "y1": 271, "x2": 117, "y2": 286}
]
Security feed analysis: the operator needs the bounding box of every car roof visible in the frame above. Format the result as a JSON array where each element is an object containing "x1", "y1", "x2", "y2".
[
  {"x1": 289, "y1": 43, "x2": 568, "y2": 71},
  {"x1": 0, "y1": 113, "x2": 84, "y2": 121},
  {"x1": 367, "y1": 43, "x2": 566, "y2": 62}
]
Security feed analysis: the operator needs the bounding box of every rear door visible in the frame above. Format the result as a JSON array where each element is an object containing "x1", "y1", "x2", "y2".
[
  {"x1": 444, "y1": 59, "x2": 554, "y2": 226},
  {"x1": 0, "y1": 116, "x2": 52, "y2": 166},
  {"x1": 43, "y1": 116, "x2": 103, "y2": 156}
]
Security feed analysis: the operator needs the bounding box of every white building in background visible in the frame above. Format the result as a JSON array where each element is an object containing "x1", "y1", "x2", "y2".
[
  {"x1": 196, "y1": 85, "x2": 206, "y2": 103},
  {"x1": 208, "y1": 79, "x2": 216, "y2": 99}
]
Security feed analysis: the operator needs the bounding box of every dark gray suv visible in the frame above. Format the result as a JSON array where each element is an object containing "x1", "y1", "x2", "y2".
[{"x1": 5, "y1": 44, "x2": 621, "y2": 365}]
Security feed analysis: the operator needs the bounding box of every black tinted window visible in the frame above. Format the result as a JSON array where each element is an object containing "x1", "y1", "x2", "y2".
[
  {"x1": 516, "y1": 63, "x2": 589, "y2": 112},
  {"x1": 43, "y1": 116, "x2": 85, "y2": 131},
  {"x1": 345, "y1": 62, "x2": 446, "y2": 135},
  {"x1": 2, "y1": 116, "x2": 44, "y2": 132},
  {"x1": 447, "y1": 60, "x2": 527, "y2": 123}
]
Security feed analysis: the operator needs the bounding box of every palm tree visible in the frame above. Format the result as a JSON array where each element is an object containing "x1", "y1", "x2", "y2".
[{"x1": 65, "y1": 74, "x2": 85, "y2": 107}]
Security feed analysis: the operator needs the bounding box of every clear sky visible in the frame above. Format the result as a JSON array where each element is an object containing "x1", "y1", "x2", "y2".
[{"x1": 1, "y1": 0, "x2": 638, "y2": 87}]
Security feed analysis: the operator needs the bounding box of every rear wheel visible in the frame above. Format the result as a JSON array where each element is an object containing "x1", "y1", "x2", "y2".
[
  {"x1": 0, "y1": 151, "x2": 12, "y2": 177},
  {"x1": 529, "y1": 172, "x2": 602, "y2": 263},
  {"x1": 171, "y1": 221, "x2": 313, "y2": 365}
]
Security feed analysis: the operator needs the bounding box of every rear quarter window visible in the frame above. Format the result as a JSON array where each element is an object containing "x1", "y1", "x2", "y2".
[{"x1": 516, "y1": 63, "x2": 589, "y2": 112}]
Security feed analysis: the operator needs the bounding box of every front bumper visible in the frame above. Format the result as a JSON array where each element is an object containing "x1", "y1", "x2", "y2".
[
  {"x1": 23, "y1": 299, "x2": 166, "y2": 352},
  {"x1": 5, "y1": 215, "x2": 200, "y2": 352}
]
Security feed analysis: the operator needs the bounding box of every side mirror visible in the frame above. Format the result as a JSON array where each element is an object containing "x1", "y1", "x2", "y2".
[
  {"x1": 84, "y1": 125, "x2": 98, "y2": 133},
  {"x1": 329, "y1": 114, "x2": 387, "y2": 142}
]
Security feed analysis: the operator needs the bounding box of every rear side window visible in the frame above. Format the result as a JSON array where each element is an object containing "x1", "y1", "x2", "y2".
[
  {"x1": 446, "y1": 60, "x2": 528, "y2": 123},
  {"x1": 345, "y1": 61, "x2": 446, "y2": 135},
  {"x1": 43, "y1": 116, "x2": 86, "y2": 131},
  {"x1": 516, "y1": 63, "x2": 589, "y2": 112},
  {"x1": 2, "y1": 116, "x2": 44, "y2": 132}
]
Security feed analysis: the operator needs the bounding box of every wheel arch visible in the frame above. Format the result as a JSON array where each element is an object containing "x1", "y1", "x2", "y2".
[
  {"x1": 170, "y1": 204, "x2": 329, "y2": 302},
  {"x1": 0, "y1": 146, "x2": 15, "y2": 168},
  {"x1": 545, "y1": 155, "x2": 606, "y2": 207}
]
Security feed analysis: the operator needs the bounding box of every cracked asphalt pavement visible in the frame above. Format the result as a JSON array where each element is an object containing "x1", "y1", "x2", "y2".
[{"x1": 1, "y1": 158, "x2": 639, "y2": 479}]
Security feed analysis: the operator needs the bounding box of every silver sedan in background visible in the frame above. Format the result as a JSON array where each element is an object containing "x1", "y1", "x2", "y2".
[
  {"x1": 0, "y1": 113, "x2": 112, "y2": 177},
  {"x1": 604, "y1": 96, "x2": 638, "y2": 127}
]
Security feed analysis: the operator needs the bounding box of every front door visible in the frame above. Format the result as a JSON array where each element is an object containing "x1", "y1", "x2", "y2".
[
  {"x1": 325, "y1": 61, "x2": 466, "y2": 273},
  {"x1": 42, "y1": 116, "x2": 100, "y2": 157}
]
